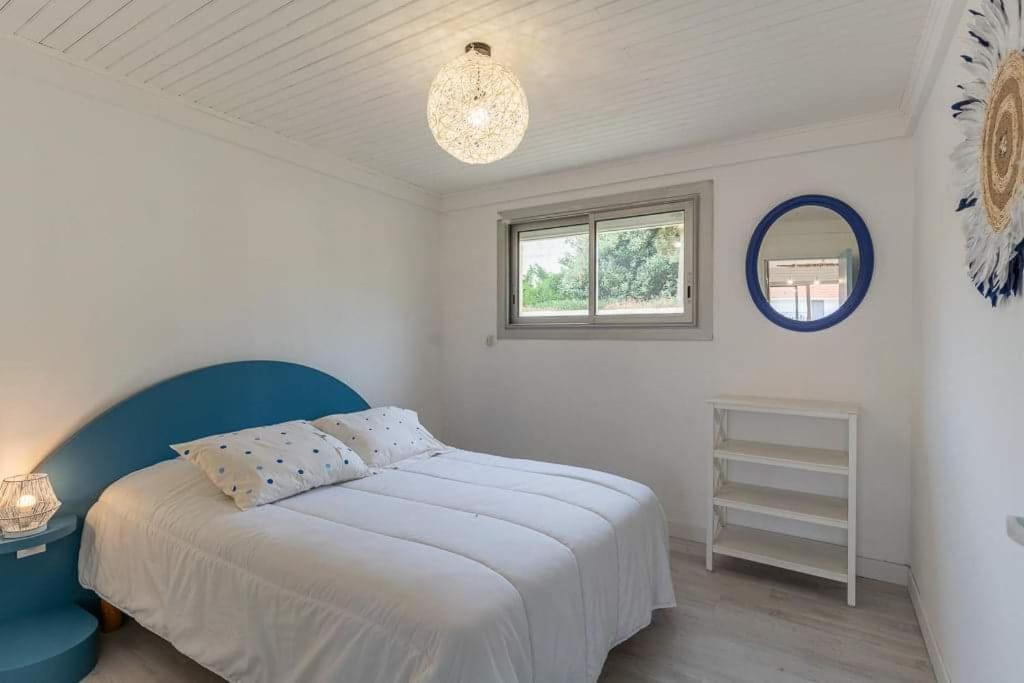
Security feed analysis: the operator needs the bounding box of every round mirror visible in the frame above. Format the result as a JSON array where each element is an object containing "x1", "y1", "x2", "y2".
[{"x1": 745, "y1": 195, "x2": 874, "y2": 332}]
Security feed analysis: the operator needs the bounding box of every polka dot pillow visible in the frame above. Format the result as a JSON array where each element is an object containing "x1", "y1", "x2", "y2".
[
  {"x1": 171, "y1": 420, "x2": 369, "y2": 510},
  {"x1": 312, "y1": 407, "x2": 444, "y2": 468}
]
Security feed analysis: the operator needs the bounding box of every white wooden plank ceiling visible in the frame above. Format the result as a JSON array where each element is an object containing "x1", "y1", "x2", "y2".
[{"x1": 0, "y1": 0, "x2": 933, "y2": 193}]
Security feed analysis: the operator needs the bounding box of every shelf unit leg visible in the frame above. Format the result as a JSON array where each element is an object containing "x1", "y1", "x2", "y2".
[
  {"x1": 706, "y1": 481, "x2": 715, "y2": 572},
  {"x1": 705, "y1": 524, "x2": 714, "y2": 571},
  {"x1": 707, "y1": 406, "x2": 727, "y2": 572},
  {"x1": 847, "y1": 414, "x2": 857, "y2": 607}
]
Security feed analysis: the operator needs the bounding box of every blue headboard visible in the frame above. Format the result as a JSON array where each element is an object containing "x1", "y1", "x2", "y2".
[{"x1": 0, "y1": 361, "x2": 369, "y2": 620}]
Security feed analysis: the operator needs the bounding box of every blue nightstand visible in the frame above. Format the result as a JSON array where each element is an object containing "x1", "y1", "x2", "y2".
[{"x1": 0, "y1": 515, "x2": 98, "y2": 682}]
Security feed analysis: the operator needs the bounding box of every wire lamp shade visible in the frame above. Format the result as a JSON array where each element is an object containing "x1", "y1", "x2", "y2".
[
  {"x1": 427, "y1": 43, "x2": 529, "y2": 164},
  {"x1": 0, "y1": 473, "x2": 61, "y2": 538}
]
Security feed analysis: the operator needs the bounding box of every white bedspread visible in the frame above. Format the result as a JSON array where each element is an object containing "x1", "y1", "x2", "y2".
[{"x1": 79, "y1": 450, "x2": 675, "y2": 683}]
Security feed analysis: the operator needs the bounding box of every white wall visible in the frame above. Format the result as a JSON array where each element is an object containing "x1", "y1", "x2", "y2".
[
  {"x1": 911, "y1": 6, "x2": 1024, "y2": 680},
  {"x1": 0, "y1": 69, "x2": 441, "y2": 479},
  {"x1": 439, "y1": 138, "x2": 916, "y2": 578}
]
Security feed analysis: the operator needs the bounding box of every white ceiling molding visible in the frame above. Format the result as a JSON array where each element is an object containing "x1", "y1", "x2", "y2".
[
  {"x1": 440, "y1": 111, "x2": 910, "y2": 213},
  {"x1": 0, "y1": 34, "x2": 439, "y2": 211},
  {"x1": 899, "y1": 0, "x2": 970, "y2": 133}
]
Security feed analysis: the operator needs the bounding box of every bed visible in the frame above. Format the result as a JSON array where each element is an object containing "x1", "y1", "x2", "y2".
[{"x1": 30, "y1": 362, "x2": 673, "y2": 683}]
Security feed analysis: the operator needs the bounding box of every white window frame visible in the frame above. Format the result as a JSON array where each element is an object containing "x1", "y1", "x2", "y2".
[{"x1": 497, "y1": 180, "x2": 713, "y2": 341}]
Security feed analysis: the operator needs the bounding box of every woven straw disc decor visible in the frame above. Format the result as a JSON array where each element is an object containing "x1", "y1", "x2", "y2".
[{"x1": 981, "y1": 51, "x2": 1024, "y2": 233}]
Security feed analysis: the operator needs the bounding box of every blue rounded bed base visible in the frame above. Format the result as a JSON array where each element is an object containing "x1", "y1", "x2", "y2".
[{"x1": 0, "y1": 361, "x2": 369, "y2": 622}]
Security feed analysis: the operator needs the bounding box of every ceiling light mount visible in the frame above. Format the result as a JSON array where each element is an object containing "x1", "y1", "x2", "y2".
[{"x1": 465, "y1": 42, "x2": 491, "y2": 57}]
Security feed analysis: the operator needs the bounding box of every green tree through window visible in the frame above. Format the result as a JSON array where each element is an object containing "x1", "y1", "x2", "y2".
[{"x1": 520, "y1": 226, "x2": 681, "y2": 313}]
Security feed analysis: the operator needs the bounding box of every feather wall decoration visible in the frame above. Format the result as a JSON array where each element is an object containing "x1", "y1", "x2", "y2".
[{"x1": 953, "y1": 0, "x2": 1024, "y2": 304}]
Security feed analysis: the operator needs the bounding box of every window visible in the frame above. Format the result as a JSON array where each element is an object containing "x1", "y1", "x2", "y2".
[
  {"x1": 517, "y1": 223, "x2": 590, "y2": 318},
  {"x1": 498, "y1": 181, "x2": 712, "y2": 340}
]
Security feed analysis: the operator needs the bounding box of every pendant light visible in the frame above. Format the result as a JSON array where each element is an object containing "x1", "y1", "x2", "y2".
[{"x1": 427, "y1": 43, "x2": 529, "y2": 164}]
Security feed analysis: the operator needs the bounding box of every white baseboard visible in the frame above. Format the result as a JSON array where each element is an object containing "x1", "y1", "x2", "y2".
[
  {"x1": 909, "y1": 571, "x2": 951, "y2": 683},
  {"x1": 673, "y1": 522, "x2": 909, "y2": 586},
  {"x1": 668, "y1": 521, "x2": 705, "y2": 543},
  {"x1": 856, "y1": 556, "x2": 909, "y2": 586}
]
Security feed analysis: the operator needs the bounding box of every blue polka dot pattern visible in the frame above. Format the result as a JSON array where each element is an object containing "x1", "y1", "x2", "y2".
[
  {"x1": 310, "y1": 407, "x2": 443, "y2": 469},
  {"x1": 172, "y1": 419, "x2": 370, "y2": 510}
]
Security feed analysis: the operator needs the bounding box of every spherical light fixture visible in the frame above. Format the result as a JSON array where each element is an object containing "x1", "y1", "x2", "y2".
[{"x1": 427, "y1": 43, "x2": 529, "y2": 164}]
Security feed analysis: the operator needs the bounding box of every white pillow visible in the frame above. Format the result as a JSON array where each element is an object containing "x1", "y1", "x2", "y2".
[
  {"x1": 171, "y1": 420, "x2": 369, "y2": 510},
  {"x1": 313, "y1": 407, "x2": 444, "y2": 468}
]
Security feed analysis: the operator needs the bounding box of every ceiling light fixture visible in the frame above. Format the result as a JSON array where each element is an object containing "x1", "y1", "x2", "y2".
[{"x1": 427, "y1": 43, "x2": 529, "y2": 164}]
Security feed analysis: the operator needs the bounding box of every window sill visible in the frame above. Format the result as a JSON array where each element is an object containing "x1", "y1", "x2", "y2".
[{"x1": 498, "y1": 323, "x2": 713, "y2": 341}]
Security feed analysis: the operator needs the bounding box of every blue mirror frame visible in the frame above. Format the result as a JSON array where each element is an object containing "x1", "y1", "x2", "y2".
[{"x1": 745, "y1": 194, "x2": 874, "y2": 332}]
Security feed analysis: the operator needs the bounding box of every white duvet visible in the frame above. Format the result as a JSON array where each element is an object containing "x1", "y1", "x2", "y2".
[{"x1": 79, "y1": 450, "x2": 675, "y2": 683}]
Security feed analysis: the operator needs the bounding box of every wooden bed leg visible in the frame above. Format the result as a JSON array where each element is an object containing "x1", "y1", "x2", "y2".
[{"x1": 99, "y1": 599, "x2": 124, "y2": 633}]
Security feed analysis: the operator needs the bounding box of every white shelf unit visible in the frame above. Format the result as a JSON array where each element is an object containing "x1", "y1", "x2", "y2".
[{"x1": 707, "y1": 395, "x2": 859, "y2": 606}]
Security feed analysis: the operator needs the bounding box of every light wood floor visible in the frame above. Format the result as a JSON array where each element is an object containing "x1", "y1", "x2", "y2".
[{"x1": 84, "y1": 538, "x2": 934, "y2": 683}]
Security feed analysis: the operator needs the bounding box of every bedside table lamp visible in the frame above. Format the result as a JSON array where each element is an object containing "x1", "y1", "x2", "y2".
[{"x1": 0, "y1": 473, "x2": 61, "y2": 539}]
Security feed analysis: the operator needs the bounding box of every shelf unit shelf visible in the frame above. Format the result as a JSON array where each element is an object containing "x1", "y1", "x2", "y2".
[
  {"x1": 707, "y1": 396, "x2": 858, "y2": 606},
  {"x1": 709, "y1": 394, "x2": 859, "y2": 420},
  {"x1": 713, "y1": 525, "x2": 848, "y2": 583},
  {"x1": 713, "y1": 481, "x2": 848, "y2": 528},
  {"x1": 714, "y1": 439, "x2": 849, "y2": 475}
]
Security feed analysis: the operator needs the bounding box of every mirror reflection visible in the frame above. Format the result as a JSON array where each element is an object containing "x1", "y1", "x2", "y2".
[{"x1": 757, "y1": 206, "x2": 860, "y2": 322}]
